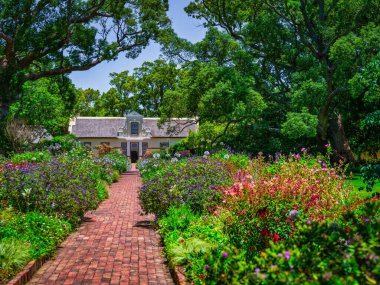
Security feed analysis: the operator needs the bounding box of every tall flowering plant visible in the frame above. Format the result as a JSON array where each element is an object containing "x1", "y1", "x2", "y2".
[{"x1": 219, "y1": 154, "x2": 364, "y2": 256}]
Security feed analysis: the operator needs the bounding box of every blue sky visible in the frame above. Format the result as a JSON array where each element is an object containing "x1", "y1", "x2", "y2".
[{"x1": 69, "y1": 0, "x2": 205, "y2": 92}]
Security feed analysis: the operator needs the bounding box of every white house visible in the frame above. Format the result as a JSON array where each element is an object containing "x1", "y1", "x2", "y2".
[{"x1": 68, "y1": 111, "x2": 198, "y2": 162}]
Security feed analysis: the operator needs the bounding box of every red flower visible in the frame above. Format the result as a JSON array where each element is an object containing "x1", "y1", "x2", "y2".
[
  {"x1": 200, "y1": 274, "x2": 204, "y2": 279},
  {"x1": 260, "y1": 229, "x2": 270, "y2": 237},
  {"x1": 271, "y1": 234, "x2": 280, "y2": 242},
  {"x1": 257, "y1": 207, "x2": 268, "y2": 218},
  {"x1": 180, "y1": 238, "x2": 185, "y2": 243}
]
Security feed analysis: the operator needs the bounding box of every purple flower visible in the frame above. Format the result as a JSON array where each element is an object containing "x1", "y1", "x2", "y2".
[
  {"x1": 301, "y1": 148, "x2": 307, "y2": 152},
  {"x1": 222, "y1": 251, "x2": 229, "y2": 258},
  {"x1": 261, "y1": 274, "x2": 267, "y2": 279},
  {"x1": 323, "y1": 273, "x2": 332, "y2": 280},
  {"x1": 205, "y1": 265, "x2": 210, "y2": 271},
  {"x1": 305, "y1": 219, "x2": 311, "y2": 225},
  {"x1": 277, "y1": 253, "x2": 283, "y2": 257},
  {"x1": 284, "y1": 251, "x2": 290, "y2": 260},
  {"x1": 255, "y1": 268, "x2": 260, "y2": 274},
  {"x1": 345, "y1": 239, "x2": 353, "y2": 246},
  {"x1": 289, "y1": 210, "x2": 299, "y2": 219},
  {"x1": 325, "y1": 144, "x2": 331, "y2": 147}
]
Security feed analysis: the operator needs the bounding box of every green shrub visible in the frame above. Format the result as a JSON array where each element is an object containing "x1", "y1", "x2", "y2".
[
  {"x1": 102, "y1": 152, "x2": 131, "y2": 173},
  {"x1": 139, "y1": 157, "x2": 232, "y2": 217},
  {"x1": 0, "y1": 239, "x2": 31, "y2": 284},
  {"x1": 10, "y1": 150, "x2": 51, "y2": 164},
  {"x1": 96, "y1": 181, "x2": 109, "y2": 202},
  {"x1": 40, "y1": 134, "x2": 78, "y2": 154},
  {"x1": 220, "y1": 154, "x2": 361, "y2": 257},
  {"x1": 201, "y1": 201, "x2": 380, "y2": 285},
  {"x1": 0, "y1": 211, "x2": 71, "y2": 259},
  {"x1": 159, "y1": 205, "x2": 227, "y2": 283},
  {"x1": 0, "y1": 155, "x2": 101, "y2": 226}
]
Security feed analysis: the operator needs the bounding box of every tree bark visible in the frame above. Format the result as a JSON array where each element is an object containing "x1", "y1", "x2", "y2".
[
  {"x1": 316, "y1": 58, "x2": 356, "y2": 163},
  {"x1": 328, "y1": 113, "x2": 355, "y2": 163}
]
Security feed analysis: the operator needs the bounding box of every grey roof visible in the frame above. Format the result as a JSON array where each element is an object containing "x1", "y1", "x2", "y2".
[
  {"x1": 126, "y1": 111, "x2": 143, "y2": 119},
  {"x1": 70, "y1": 117, "x2": 198, "y2": 138}
]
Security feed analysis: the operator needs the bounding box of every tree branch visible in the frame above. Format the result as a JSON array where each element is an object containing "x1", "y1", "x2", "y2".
[{"x1": 0, "y1": 30, "x2": 14, "y2": 65}]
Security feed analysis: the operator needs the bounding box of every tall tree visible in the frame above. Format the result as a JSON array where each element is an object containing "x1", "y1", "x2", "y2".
[
  {"x1": 0, "y1": 0, "x2": 170, "y2": 118},
  {"x1": 133, "y1": 59, "x2": 179, "y2": 116},
  {"x1": 186, "y1": 0, "x2": 380, "y2": 161}
]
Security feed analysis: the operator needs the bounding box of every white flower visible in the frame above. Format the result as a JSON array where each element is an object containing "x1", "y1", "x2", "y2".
[
  {"x1": 204, "y1": 151, "x2": 210, "y2": 156},
  {"x1": 166, "y1": 153, "x2": 171, "y2": 158},
  {"x1": 153, "y1": 153, "x2": 160, "y2": 159},
  {"x1": 224, "y1": 154, "x2": 230, "y2": 159},
  {"x1": 175, "y1": 152, "x2": 181, "y2": 158},
  {"x1": 31, "y1": 157, "x2": 37, "y2": 161},
  {"x1": 22, "y1": 188, "x2": 32, "y2": 197},
  {"x1": 171, "y1": 157, "x2": 178, "y2": 163},
  {"x1": 220, "y1": 142, "x2": 224, "y2": 146}
]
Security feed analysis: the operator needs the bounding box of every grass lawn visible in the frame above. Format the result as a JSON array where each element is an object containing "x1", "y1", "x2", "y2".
[{"x1": 347, "y1": 174, "x2": 380, "y2": 198}]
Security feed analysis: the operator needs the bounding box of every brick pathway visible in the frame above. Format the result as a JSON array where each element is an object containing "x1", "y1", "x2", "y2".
[{"x1": 28, "y1": 165, "x2": 174, "y2": 285}]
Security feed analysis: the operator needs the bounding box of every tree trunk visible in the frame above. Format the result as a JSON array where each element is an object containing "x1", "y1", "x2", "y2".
[
  {"x1": 328, "y1": 113, "x2": 356, "y2": 163},
  {"x1": 316, "y1": 58, "x2": 355, "y2": 163}
]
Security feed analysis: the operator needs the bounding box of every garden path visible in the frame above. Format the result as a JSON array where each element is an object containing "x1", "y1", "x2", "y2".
[{"x1": 27, "y1": 164, "x2": 174, "y2": 285}]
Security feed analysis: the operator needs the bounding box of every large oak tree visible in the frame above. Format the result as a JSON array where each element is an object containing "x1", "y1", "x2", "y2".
[
  {"x1": 0, "y1": 0, "x2": 170, "y2": 118},
  {"x1": 185, "y1": 0, "x2": 380, "y2": 162}
]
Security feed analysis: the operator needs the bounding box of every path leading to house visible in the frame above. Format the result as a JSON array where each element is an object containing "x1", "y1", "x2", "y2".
[{"x1": 28, "y1": 165, "x2": 174, "y2": 285}]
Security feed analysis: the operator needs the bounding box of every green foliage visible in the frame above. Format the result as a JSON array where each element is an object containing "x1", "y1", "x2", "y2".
[
  {"x1": 102, "y1": 152, "x2": 131, "y2": 174},
  {"x1": 281, "y1": 108, "x2": 318, "y2": 139},
  {"x1": 8, "y1": 79, "x2": 70, "y2": 135},
  {"x1": 158, "y1": 205, "x2": 227, "y2": 283},
  {"x1": 0, "y1": 146, "x2": 126, "y2": 226},
  {"x1": 200, "y1": 201, "x2": 380, "y2": 285},
  {"x1": 359, "y1": 164, "x2": 380, "y2": 194},
  {"x1": 9, "y1": 150, "x2": 51, "y2": 164},
  {"x1": 0, "y1": 211, "x2": 71, "y2": 259},
  {"x1": 139, "y1": 157, "x2": 232, "y2": 217},
  {"x1": 0, "y1": 239, "x2": 31, "y2": 284},
  {"x1": 40, "y1": 134, "x2": 79, "y2": 153},
  {"x1": 96, "y1": 181, "x2": 109, "y2": 202},
  {"x1": 0, "y1": 0, "x2": 171, "y2": 119}
]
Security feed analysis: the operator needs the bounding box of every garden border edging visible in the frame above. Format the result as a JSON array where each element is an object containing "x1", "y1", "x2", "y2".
[
  {"x1": 6, "y1": 257, "x2": 49, "y2": 285},
  {"x1": 170, "y1": 265, "x2": 190, "y2": 285}
]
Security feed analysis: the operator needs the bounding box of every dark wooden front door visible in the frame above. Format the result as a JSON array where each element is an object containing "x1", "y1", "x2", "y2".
[{"x1": 130, "y1": 142, "x2": 139, "y2": 163}]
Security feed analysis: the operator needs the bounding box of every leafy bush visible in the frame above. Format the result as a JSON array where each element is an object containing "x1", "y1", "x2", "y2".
[
  {"x1": 159, "y1": 206, "x2": 227, "y2": 283},
  {"x1": 359, "y1": 163, "x2": 380, "y2": 193},
  {"x1": 0, "y1": 211, "x2": 71, "y2": 259},
  {"x1": 201, "y1": 201, "x2": 380, "y2": 285},
  {"x1": 38, "y1": 134, "x2": 78, "y2": 154},
  {"x1": 102, "y1": 152, "x2": 131, "y2": 173},
  {"x1": 9, "y1": 150, "x2": 51, "y2": 164},
  {"x1": 139, "y1": 157, "x2": 232, "y2": 217},
  {"x1": 0, "y1": 239, "x2": 31, "y2": 284},
  {"x1": 96, "y1": 181, "x2": 109, "y2": 202},
  {"x1": 0, "y1": 156, "x2": 101, "y2": 226},
  {"x1": 219, "y1": 154, "x2": 363, "y2": 256}
]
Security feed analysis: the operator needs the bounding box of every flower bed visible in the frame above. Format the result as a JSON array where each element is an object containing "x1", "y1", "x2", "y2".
[
  {"x1": 0, "y1": 142, "x2": 130, "y2": 284},
  {"x1": 138, "y1": 150, "x2": 379, "y2": 284}
]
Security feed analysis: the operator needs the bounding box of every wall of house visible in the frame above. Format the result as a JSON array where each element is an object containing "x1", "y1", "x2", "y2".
[{"x1": 78, "y1": 137, "x2": 183, "y2": 159}]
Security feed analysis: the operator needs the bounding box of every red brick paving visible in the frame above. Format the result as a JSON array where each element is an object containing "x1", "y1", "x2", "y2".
[{"x1": 28, "y1": 165, "x2": 174, "y2": 285}]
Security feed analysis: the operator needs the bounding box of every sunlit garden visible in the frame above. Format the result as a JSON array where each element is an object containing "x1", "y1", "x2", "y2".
[
  {"x1": 0, "y1": 136, "x2": 130, "y2": 283},
  {"x1": 138, "y1": 145, "x2": 379, "y2": 284},
  {"x1": 1, "y1": 0, "x2": 379, "y2": 284}
]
